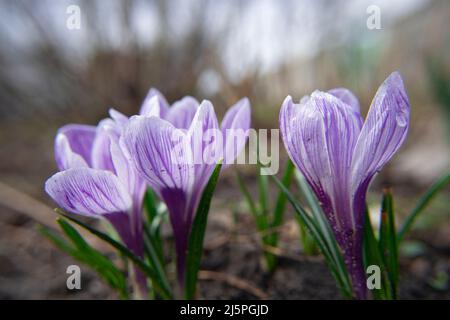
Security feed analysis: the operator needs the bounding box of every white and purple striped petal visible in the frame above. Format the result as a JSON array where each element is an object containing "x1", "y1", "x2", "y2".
[
  {"x1": 123, "y1": 116, "x2": 194, "y2": 193},
  {"x1": 165, "y1": 96, "x2": 199, "y2": 129},
  {"x1": 140, "y1": 88, "x2": 170, "y2": 118},
  {"x1": 351, "y1": 72, "x2": 410, "y2": 193},
  {"x1": 221, "y1": 97, "x2": 251, "y2": 167},
  {"x1": 55, "y1": 124, "x2": 96, "y2": 170},
  {"x1": 45, "y1": 167, "x2": 132, "y2": 217},
  {"x1": 328, "y1": 88, "x2": 361, "y2": 114}
]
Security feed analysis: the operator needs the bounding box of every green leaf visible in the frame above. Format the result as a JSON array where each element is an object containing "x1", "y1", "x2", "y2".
[
  {"x1": 269, "y1": 160, "x2": 295, "y2": 246},
  {"x1": 142, "y1": 225, "x2": 171, "y2": 297},
  {"x1": 236, "y1": 170, "x2": 260, "y2": 219},
  {"x1": 144, "y1": 188, "x2": 159, "y2": 222},
  {"x1": 265, "y1": 160, "x2": 296, "y2": 270},
  {"x1": 378, "y1": 189, "x2": 398, "y2": 299},
  {"x1": 398, "y1": 170, "x2": 450, "y2": 241},
  {"x1": 54, "y1": 209, "x2": 173, "y2": 299},
  {"x1": 363, "y1": 210, "x2": 391, "y2": 300},
  {"x1": 144, "y1": 188, "x2": 166, "y2": 268},
  {"x1": 236, "y1": 170, "x2": 270, "y2": 239},
  {"x1": 39, "y1": 222, "x2": 128, "y2": 299},
  {"x1": 57, "y1": 218, "x2": 128, "y2": 297},
  {"x1": 257, "y1": 169, "x2": 269, "y2": 215},
  {"x1": 184, "y1": 162, "x2": 222, "y2": 299},
  {"x1": 296, "y1": 215, "x2": 318, "y2": 255},
  {"x1": 237, "y1": 167, "x2": 276, "y2": 271},
  {"x1": 39, "y1": 224, "x2": 86, "y2": 262},
  {"x1": 271, "y1": 174, "x2": 353, "y2": 298}
]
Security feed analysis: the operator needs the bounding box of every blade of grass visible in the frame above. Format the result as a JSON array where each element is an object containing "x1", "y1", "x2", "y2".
[
  {"x1": 271, "y1": 174, "x2": 352, "y2": 298},
  {"x1": 142, "y1": 225, "x2": 171, "y2": 297},
  {"x1": 363, "y1": 210, "x2": 391, "y2": 300},
  {"x1": 39, "y1": 223, "x2": 128, "y2": 299},
  {"x1": 184, "y1": 162, "x2": 222, "y2": 299},
  {"x1": 55, "y1": 209, "x2": 173, "y2": 299},
  {"x1": 144, "y1": 189, "x2": 166, "y2": 267},
  {"x1": 56, "y1": 218, "x2": 128, "y2": 297},
  {"x1": 398, "y1": 170, "x2": 450, "y2": 241},
  {"x1": 269, "y1": 160, "x2": 295, "y2": 247},
  {"x1": 257, "y1": 163, "x2": 277, "y2": 270},
  {"x1": 236, "y1": 171, "x2": 259, "y2": 218},
  {"x1": 378, "y1": 189, "x2": 398, "y2": 299}
]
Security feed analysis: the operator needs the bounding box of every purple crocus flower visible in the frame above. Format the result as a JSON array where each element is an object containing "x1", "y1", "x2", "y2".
[
  {"x1": 280, "y1": 72, "x2": 410, "y2": 299},
  {"x1": 123, "y1": 89, "x2": 251, "y2": 286},
  {"x1": 45, "y1": 110, "x2": 148, "y2": 296}
]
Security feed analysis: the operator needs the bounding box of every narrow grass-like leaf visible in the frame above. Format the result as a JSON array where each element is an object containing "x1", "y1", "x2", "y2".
[
  {"x1": 39, "y1": 223, "x2": 128, "y2": 299},
  {"x1": 269, "y1": 160, "x2": 295, "y2": 248},
  {"x1": 144, "y1": 188, "x2": 166, "y2": 267},
  {"x1": 236, "y1": 171, "x2": 260, "y2": 218},
  {"x1": 144, "y1": 188, "x2": 159, "y2": 222},
  {"x1": 142, "y1": 225, "x2": 171, "y2": 297},
  {"x1": 39, "y1": 224, "x2": 86, "y2": 262},
  {"x1": 237, "y1": 168, "x2": 274, "y2": 270},
  {"x1": 296, "y1": 215, "x2": 318, "y2": 255},
  {"x1": 54, "y1": 209, "x2": 173, "y2": 299},
  {"x1": 378, "y1": 189, "x2": 398, "y2": 299},
  {"x1": 56, "y1": 218, "x2": 128, "y2": 297},
  {"x1": 184, "y1": 162, "x2": 222, "y2": 299},
  {"x1": 271, "y1": 174, "x2": 352, "y2": 298},
  {"x1": 258, "y1": 170, "x2": 269, "y2": 215},
  {"x1": 363, "y1": 210, "x2": 391, "y2": 300},
  {"x1": 398, "y1": 170, "x2": 450, "y2": 241}
]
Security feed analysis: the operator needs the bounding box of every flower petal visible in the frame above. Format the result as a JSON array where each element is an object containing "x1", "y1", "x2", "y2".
[
  {"x1": 55, "y1": 124, "x2": 96, "y2": 170},
  {"x1": 165, "y1": 96, "x2": 199, "y2": 129},
  {"x1": 139, "y1": 88, "x2": 170, "y2": 117},
  {"x1": 221, "y1": 97, "x2": 251, "y2": 166},
  {"x1": 351, "y1": 71, "x2": 410, "y2": 191},
  {"x1": 91, "y1": 119, "x2": 118, "y2": 173},
  {"x1": 109, "y1": 108, "x2": 129, "y2": 129},
  {"x1": 328, "y1": 88, "x2": 361, "y2": 114},
  {"x1": 187, "y1": 100, "x2": 220, "y2": 189},
  {"x1": 45, "y1": 167, "x2": 132, "y2": 216},
  {"x1": 55, "y1": 134, "x2": 89, "y2": 170},
  {"x1": 280, "y1": 92, "x2": 362, "y2": 230},
  {"x1": 123, "y1": 116, "x2": 194, "y2": 193}
]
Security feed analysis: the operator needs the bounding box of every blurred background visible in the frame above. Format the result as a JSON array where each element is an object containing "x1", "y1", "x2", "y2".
[{"x1": 0, "y1": 0, "x2": 449, "y2": 299}]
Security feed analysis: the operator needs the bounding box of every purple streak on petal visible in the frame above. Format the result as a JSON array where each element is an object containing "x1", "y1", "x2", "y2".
[
  {"x1": 45, "y1": 167, "x2": 132, "y2": 216},
  {"x1": 165, "y1": 96, "x2": 199, "y2": 129},
  {"x1": 280, "y1": 93, "x2": 361, "y2": 228},
  {"x1": 55, "y1": 134, "x2": 89, "y2": 170},
  {"x1": 140, "y1": 88, "x2": 170, "y2": 117},
  {"x1": 351, "y1": 71, "x2": 410, "y2": 193},
  {"x1": 109, "y1": 133, "x2": 147, "y2": 257},
  {"x1": 328, "y1": 88, "x2": 361, "y2": 114},
  {"x1": 123, "y1": 116, "x2": 194, "y2": 192},
  {"x1": 91, "y1": 119, "x2": 118, "y2": 173},
  {"x1": 187, "y1": 100, "x2": 220, "y2": 222},
  {"x1": 221, "y1": 97, "x2": 251, "y2": 167},
  {"x1": 55, "y1": 124, "x2": 96, "y2": 170}
]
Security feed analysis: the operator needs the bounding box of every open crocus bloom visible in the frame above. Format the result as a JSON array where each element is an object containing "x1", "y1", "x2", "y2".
[
  {"x1": 45, "y1": 110, "x2": 147, "y2": 296},
  {"x1": 124, "y1": 89, "x2": 251, "y2": 285},
  {"x1": 280, "y1": 72, "x2": 410, "y2": 299}
]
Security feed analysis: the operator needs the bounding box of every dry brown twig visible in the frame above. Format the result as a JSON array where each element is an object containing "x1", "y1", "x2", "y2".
[{"x1": 198, "y1": 270, "x2": 268, "y2": 300}]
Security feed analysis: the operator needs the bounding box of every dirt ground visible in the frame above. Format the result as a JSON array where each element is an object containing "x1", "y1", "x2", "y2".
[{"x1": 0, "y1": 176, "x2": 449, "y2": 300}]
